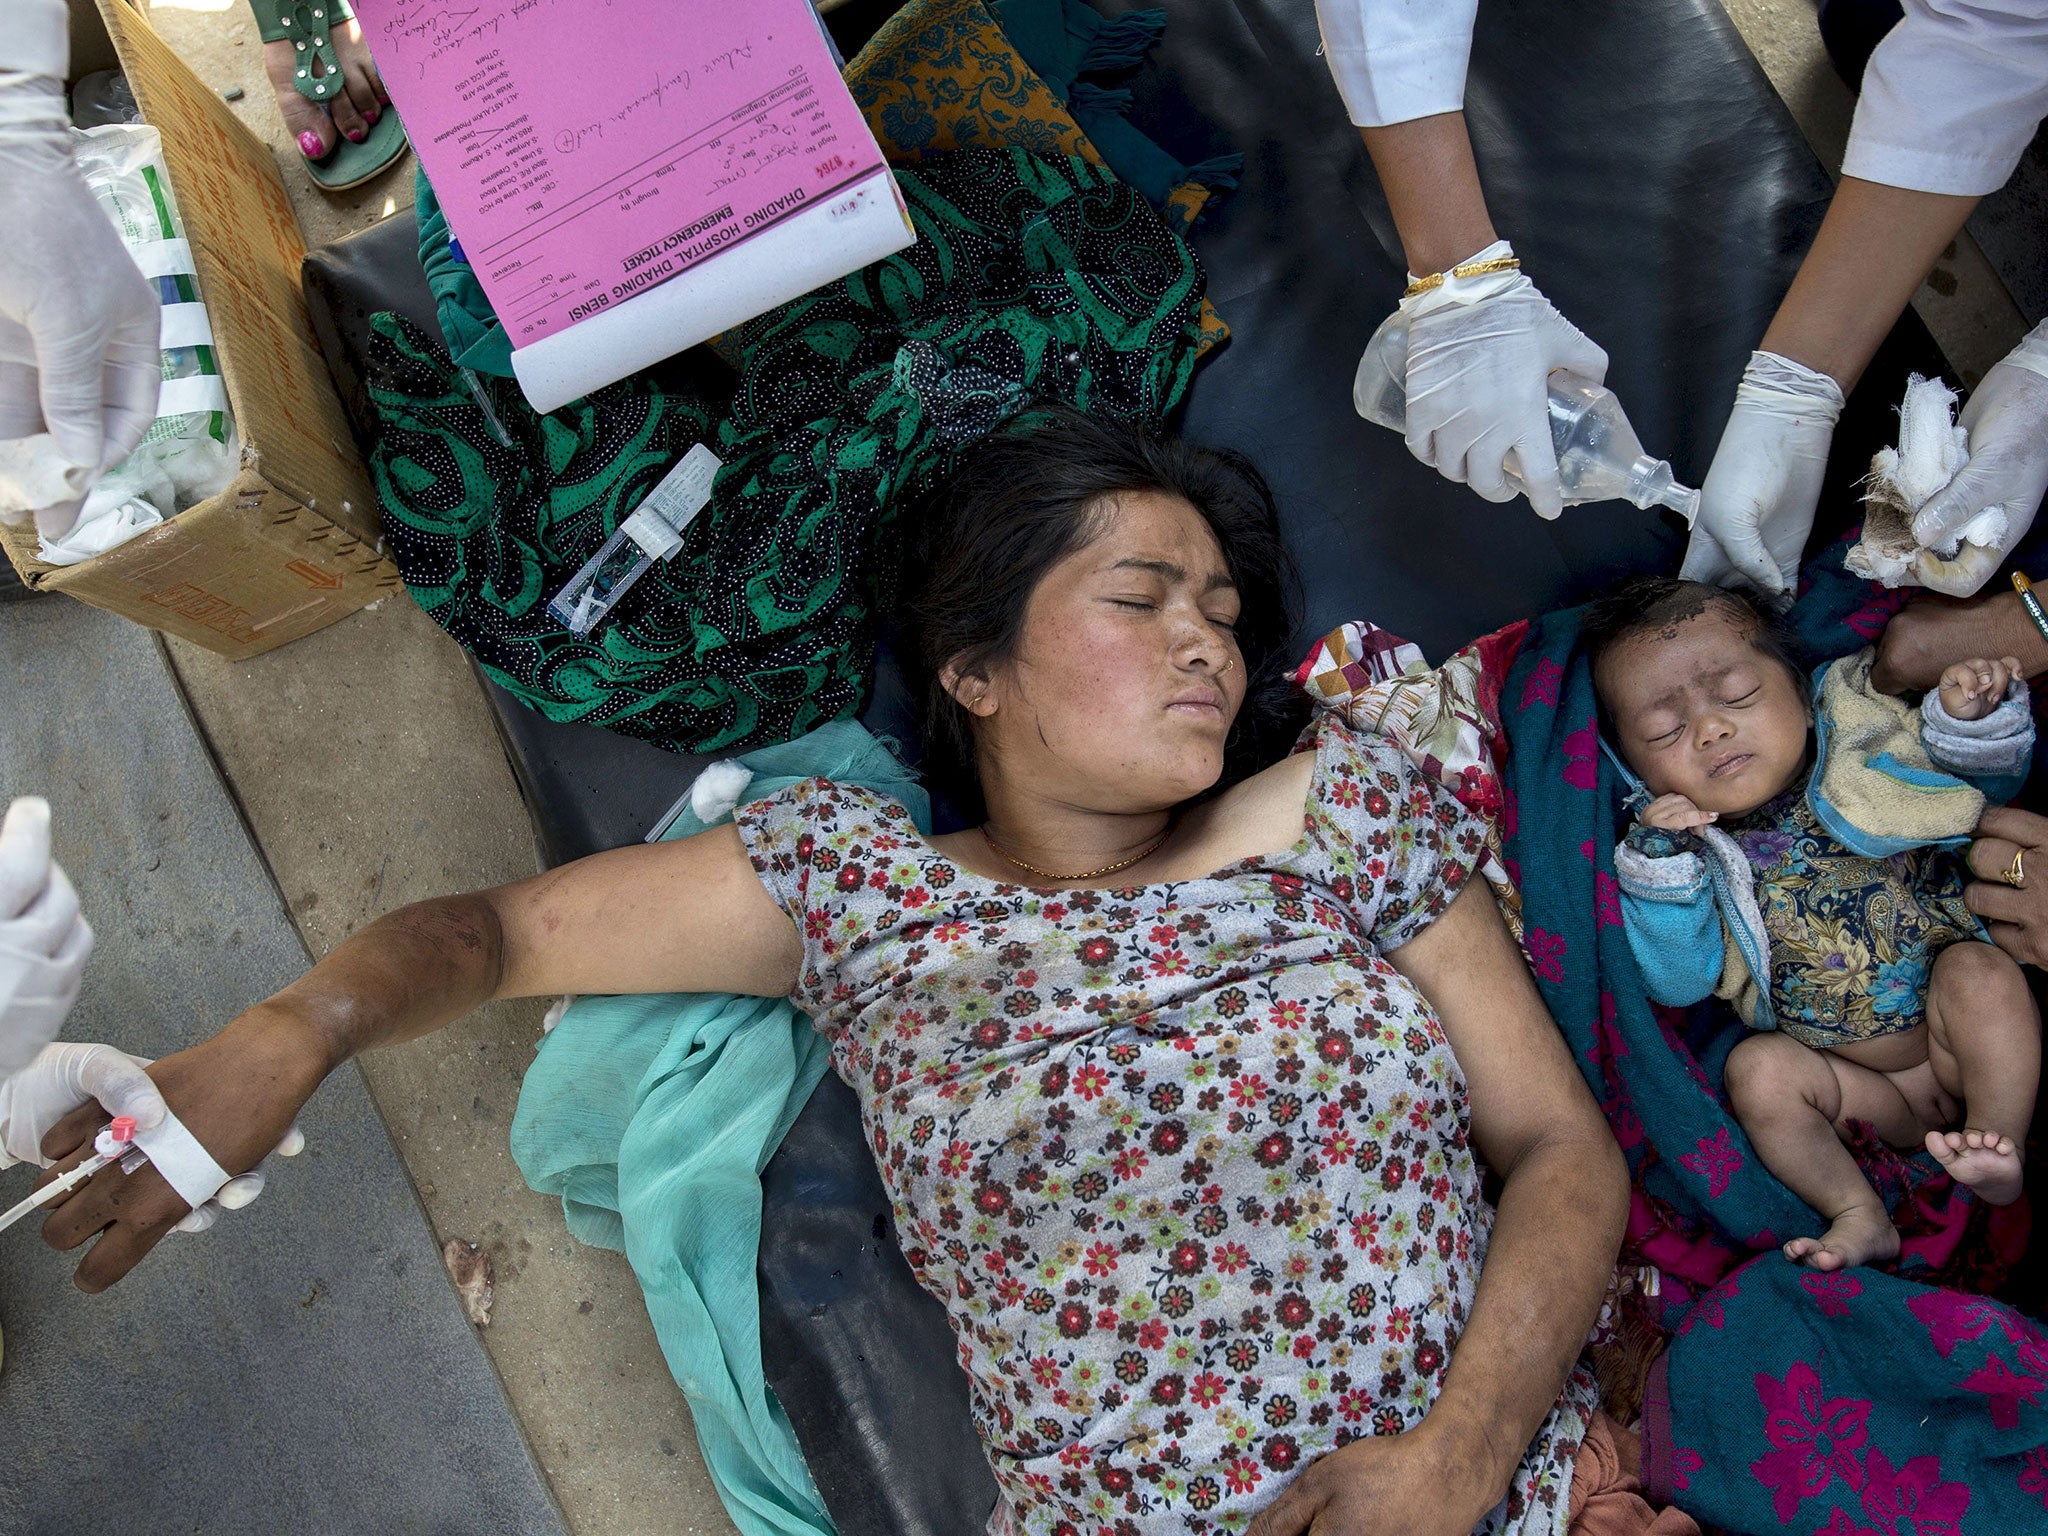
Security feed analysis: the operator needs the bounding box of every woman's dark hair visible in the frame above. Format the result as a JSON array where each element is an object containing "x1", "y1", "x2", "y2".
[
  {"x1": 1582, "y1": 576, "x2": 1804, "y2": 689},
  {"x1": 905, "y1": 408, "x2": 1305, "y2": 813}
]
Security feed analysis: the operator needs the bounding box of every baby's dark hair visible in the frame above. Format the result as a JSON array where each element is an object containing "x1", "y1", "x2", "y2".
[{"x1": 1582, "y1": 577, "x2": 1804, "y2": 692}]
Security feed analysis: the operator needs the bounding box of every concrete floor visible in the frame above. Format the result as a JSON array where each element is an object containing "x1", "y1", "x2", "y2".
[{"x1": 62, "y1": 2, "x2": 2034, "y2": 1534}]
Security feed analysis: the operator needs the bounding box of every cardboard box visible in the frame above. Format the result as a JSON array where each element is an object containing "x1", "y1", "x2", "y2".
[{"x1": 0, "y1": 0, "x2": 403, "y2": 659}]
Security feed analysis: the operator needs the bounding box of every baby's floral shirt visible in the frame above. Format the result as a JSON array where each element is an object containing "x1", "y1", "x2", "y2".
[
  {"x1": 1732, "y1": 785, "x2": 1979, "y2": 1049},
  {"x1": 736, "y1": 712, "x2": 1594, "y2": 1535}
]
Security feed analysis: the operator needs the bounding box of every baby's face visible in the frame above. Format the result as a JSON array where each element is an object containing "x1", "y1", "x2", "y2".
[{"x1": 1598, "y1": 608, "x2": 1811, "y2": 816}]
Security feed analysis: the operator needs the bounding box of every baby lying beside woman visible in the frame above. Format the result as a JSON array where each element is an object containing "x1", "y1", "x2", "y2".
[{"x1": 1591, "y1": 579, "x2": 2039, "y2": 1271}]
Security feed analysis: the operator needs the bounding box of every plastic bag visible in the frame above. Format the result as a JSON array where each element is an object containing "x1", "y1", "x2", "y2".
[{"x1": 36, "y1": 123, "x2": 237, "y2": 564}]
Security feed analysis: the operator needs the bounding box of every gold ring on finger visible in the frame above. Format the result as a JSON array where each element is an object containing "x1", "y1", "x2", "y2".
[{"x1": 2004, "y1": 847, "x2": 2027, "y2": 889}]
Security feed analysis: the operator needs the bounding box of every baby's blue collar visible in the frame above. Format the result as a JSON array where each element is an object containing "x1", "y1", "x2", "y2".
[{"x1": 1598, "y1": 735, "x2": 1652, "y2": 814}]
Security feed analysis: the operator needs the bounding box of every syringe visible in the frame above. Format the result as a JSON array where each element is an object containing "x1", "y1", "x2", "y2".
[{"x1": 0, "y1": 1117, "x2": 148, "y2": 1235}]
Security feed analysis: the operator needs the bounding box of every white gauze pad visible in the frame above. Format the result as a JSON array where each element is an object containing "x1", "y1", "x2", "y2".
[{"x1": 131, "y1": 1105, "x2": 233, "y2": 1211}]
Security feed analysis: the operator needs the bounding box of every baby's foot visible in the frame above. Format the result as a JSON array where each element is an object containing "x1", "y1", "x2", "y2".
[
  {"x1": 1925, "y1": 1129, "x2": 2025, "y2": 1205},
  {"x1": 1783, "y1": 1206, "x2": 1899, "y2": 1271},
  {"x1": 262, "y1": 18, "x2": 388, "y2": 163}
]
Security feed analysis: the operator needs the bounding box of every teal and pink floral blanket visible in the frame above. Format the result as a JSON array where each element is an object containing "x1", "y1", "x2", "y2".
[{"x1": 1301, "y1": 536, "x2": 2044, "y2": 1533}]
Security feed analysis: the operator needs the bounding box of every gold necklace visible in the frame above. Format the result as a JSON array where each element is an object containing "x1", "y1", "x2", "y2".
[{"x1": 981, "y1": 821, "x2": 1173, "y2": 883}]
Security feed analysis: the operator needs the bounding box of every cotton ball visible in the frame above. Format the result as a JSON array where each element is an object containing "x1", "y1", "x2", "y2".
[
  {"x1": 1890, "y1": 375, "x2": 1968, "y2": 508},
  {"x1": 688, "y1": 760, "x2": 757, "y2": 825}
]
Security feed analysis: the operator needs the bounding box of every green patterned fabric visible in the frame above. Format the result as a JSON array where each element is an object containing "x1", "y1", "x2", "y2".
[{"x1": 369, "y1": 149, "x2": 1213, "y2": 754}]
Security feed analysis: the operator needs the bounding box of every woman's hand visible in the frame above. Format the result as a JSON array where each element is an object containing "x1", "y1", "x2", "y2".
[
  {"x1": 1937, "y1": 656, "x2": 2022, "y2": 722},
  {"x1": 1247, "y1": 1425, "x2": 1489, "y2": 1536},
  {"x1": 1640, "y1": 793, "x2": 1715, "y2": 832},
  {"x1": 22, "y1": 825, "x2": 797, "y2": 1293},
  {"x1": 1873, "y1": 591, "x2": 2048, "y2": 695},
  {"x1": 35, "y1": 1004, "x2": 326, "y2": 1291},
  {"x1": 1965, "y1": 807, "x2": 2048, "y2": 969}
]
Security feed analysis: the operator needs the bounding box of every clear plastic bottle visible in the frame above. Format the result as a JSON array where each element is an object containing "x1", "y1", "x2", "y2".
[{"x1": 1353, "y1": 316, "x2": 1700, "y2": 522}]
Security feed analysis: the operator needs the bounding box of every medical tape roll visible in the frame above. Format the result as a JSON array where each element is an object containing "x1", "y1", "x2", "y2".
[{"x1": 131, "y1": 1107, "x2": 233, "y2": 1211}]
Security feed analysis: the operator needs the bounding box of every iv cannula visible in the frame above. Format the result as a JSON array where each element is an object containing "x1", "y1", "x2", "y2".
[{"x1": 0, "y1": 1117, "x2": 144, "y2": 1235}]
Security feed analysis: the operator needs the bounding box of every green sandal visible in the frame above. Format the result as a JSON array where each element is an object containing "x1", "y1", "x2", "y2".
[{"x1": 249, "y1": 0, "x2": 408, "y2": 191}]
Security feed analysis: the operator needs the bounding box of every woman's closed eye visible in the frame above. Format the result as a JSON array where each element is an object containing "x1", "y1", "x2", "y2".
[{"x1": 1109, "y1": 596, "x2": 1237, "y2": 633}]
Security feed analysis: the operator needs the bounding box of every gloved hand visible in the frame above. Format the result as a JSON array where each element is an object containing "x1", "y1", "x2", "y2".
[
  {"x1": 0, "y1": 1039, "x2": 161, "y2": 1164},
  {"x1": 1681, "y1": 351, "x2": 1846, "y2": 599},
  {"x1": 1908, "y1": 321, "x2": 2048, "y2": 598},
  {"x1": 0, "y1": 796, "x2": 92, "y2": 1077},
  {"x1": 0, "y1": 1041, "x2": 305, "y2": 1231},
  {"x1": 0, "y1": 51, "x2": 162, "y2": 538},
  {"x1": 1388, "y1": 241, "x2": 1611, "y2": 520}
]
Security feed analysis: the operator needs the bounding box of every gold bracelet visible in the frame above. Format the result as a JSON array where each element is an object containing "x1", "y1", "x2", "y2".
[{"x1": 1404, "y1": 255, "x2": 1522, "y2": 299}]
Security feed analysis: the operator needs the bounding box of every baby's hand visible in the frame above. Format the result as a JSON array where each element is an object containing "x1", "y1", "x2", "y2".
[
  {"x1": 1640, "y1": 793, "x2": 1717, "y2": 832},
  {"x1": 1937, "y1": 656, "x2": 2021, "y2": 721}
]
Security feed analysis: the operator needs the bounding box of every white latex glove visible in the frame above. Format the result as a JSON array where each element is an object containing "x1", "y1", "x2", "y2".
[
  {"x1": 0, "y1": 1041, "x2": 305, "y2": 1231},
  {"x1": 1390, "y1": 240, "x2": 1611, "y2": 520},
  {"x1": 1681, "y1": 351, "x2": 1846, "y2": 599},
  {"x1": 0, "y1": 796, "x2": 93, "y2": 1077},
  {"x1": 1908, "y1": 321, "x2": 2048, "y2": 598},
  {"x1": 0, "y1": 23, "x2": 162, "y2": 539},
  {"x1": 0, "y1": 1040, "x2": 163, "y2": 1165}
]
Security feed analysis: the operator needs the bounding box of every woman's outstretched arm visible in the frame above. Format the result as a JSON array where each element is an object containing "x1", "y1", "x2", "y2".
[
  {"x1": 1251, "y1": 879, "x2": 1628, "y2": 1536},
  {"x1": 38, "y1": 823, "x2": 799, "y2": 1291}
]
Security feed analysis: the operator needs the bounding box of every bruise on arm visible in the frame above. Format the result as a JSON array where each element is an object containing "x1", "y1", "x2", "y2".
[
  {"x1": 269, "y1": 892, "x2": 510, "y2": 1072},
  {"x1": 265, "y1": 826, "x2": 800, "y2": 1073}
]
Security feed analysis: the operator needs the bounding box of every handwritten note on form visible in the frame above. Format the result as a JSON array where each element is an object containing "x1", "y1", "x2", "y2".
[{"x1": 356, "y1": 0, "x2": 915, "y2": 410}]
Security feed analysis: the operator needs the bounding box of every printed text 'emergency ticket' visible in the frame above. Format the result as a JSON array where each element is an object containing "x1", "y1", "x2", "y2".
[{"x1": 353, "y1": 0, "x2": 887, "y2": 344}]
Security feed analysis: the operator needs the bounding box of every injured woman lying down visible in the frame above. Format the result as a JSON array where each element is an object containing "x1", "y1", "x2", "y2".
[{"x1": 34, "y1": 414, "x2": 1695, "y2": 1536}]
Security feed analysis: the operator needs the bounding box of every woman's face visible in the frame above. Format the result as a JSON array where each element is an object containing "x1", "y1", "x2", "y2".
[{"x1": 960, "y1": 490, "x2": 1247, "y2": 812}]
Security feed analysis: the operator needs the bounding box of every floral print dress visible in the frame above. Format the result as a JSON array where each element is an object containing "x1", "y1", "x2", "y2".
[{"x1": 735, "y1": 711, "x2": 1596, "y2": 1535}]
